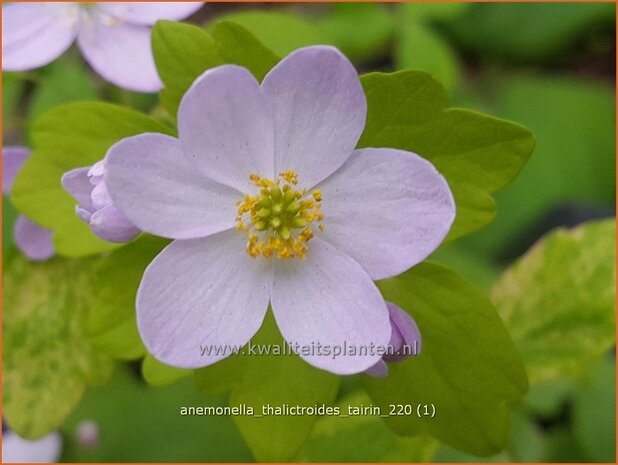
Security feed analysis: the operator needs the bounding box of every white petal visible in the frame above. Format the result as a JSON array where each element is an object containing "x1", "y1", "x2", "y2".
[
  {"x1": 76, "y1": 10, "x2": 162, "y2": 92},
  {"x1": 2, "y1": 2, "x2": 77, "y2": 71},
  {"x1": 14, "y1": 215, "x2": 55, "y2": 261},
  {"x1": 137, "y1": 231, "x2": 272, "y2": 368},
  {"x1": 178, "y1": 65, "x2": 275, "y2": 192},
  {"x1": 271, "y1": 238, "x2": 390, "y2": 375},
  {"x1": 99, "y1": 2, "x2": 204, "y2": 25},
  {"x1": 2, "y1": 430, "x2": 62, "y2": 463},
  {"x1": 262, "y1": 46, "x2": 366, "y2": 188},
  {"x1": 317, "y1": 148, "x2": 455, "y2": 280},
  {"x1": 105, "y1": 133, "x2": 240, "y2": 240},
  {"x1": 2, "y1": 146, "x2": 31, "y2": 195}
]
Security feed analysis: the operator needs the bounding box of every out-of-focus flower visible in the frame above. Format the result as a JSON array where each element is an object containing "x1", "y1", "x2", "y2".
[
  {"x1": 105, "y1": 46, "x2": 455, "y2": 374},
  {"x1": 2, "y1": 430, "x2": 62, "y2": 463},
  {"x1": 364, "y1": 302, "x2": 422, "y2": 378},
  {"x1": 2, "y1": 147, "x2": 55, "y2": 261},
  {"x1": 62, "y1": 160, "x2": 140, "y2": 243},
  {"x1": 2, "y1": 2, "x2": 204, "y2": 92},
  {"x1": 75, "y1": 420, "x2": 100, "y2": 449}
]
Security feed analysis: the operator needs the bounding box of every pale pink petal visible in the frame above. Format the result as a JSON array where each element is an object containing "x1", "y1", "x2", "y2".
[
  {"x1": 365, "y1": 360, "x2": 388, "y2": 378},
  {"x1": 271, "y1": 238, "x2": 390, "y2": 375},
  {"x1": 383, "y1": 301, "x2": 422, "y2": 363},
  {"x1": 2, "y1": 146, "x2": 30, "y2": 195},
  {"x1": 262, "y1": 46, "x2": 366, "y2": 188},
  {"x1": 61, "y1": 167, "x2": 94, "y2": 212},
  {"x1": 76, "y1": 10, "x2": 162, "y2": 92},
  {"x1": 2, "y1": 430, "x2": 62, "y2": 463},
  {"x1": 2, "y1": 2, "x2": 77, "y2": 71},
  {"x1": 88, "y1": 205, "x2": 140, "y2": 243},
  {"x1": 178, "y1": 65, "x2": 274, "y2": 192},
  {"x1": 14, "y1": 215, "x2": 55, "y2": 261},
  {"x1": 317, "y1": 148, "x2": 455, "y2": 280},
  {"x1": 99, "y1": 2, "x2": 204, "y2": 25},
  {"x1": 137, "y1": 231, "x2": 272, "y2": 368},
  {"x1": 105, "y1": 133, "x2": 239, "y2": 240}
]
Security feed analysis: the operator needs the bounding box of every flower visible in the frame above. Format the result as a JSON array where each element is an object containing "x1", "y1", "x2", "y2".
[
  {"x1": 2, "y1": 429, "x2": 61, "y2": 463},
  {"x1": 105, "y1": 46, "x2": 455, "y2": 374},
  {"x1": 2, "y1": 2, "x2": 204, "y2": 92},
  {"x1": 364, "y1": 302, "x2": 422, "y2": 378},
  {"x1": 2, "y1": 147, "x2": 55, "y2": 261},
  {"x1": 62, "y1": 160, "x2": 140, "y2": 243}
]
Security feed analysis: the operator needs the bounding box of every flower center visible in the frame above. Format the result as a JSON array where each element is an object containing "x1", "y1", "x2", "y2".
[{"x1": 235, "y1": 170, "x2": 324, "y2": 260}]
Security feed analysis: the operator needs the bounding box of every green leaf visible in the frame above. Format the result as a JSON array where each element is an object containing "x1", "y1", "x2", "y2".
[
  {"x1": 197, "y1": 312, "x2": 339, "y2": 461},
  {"x1": 194, "y1": 353, "x2": 246, "y2": 395},
  {"x1": 11, "y1": 102, "x2": 174, "y2": 257},
  {"x1": 3, "y1": 254, "x2": 113, "y2": 439},
  {"x1": 429, "y1": 241, "x2": 499, "y2": 292},
  {"x1": 521, "y1": 379, "x2": 574, "y2": 419},
  {"x1": 399, "y1": 2, "x2": 470, "y2": 22},
  {"x1": 395, "y1": 23, "x2": 458, "y2": 90},
  {"x1": 465, "y1": 77, "x2": 616, "y2": 257},
  {"x1": 212, "y1": 21, "x2": 280, "y2": 81},
  {"x1": 28, "y1": 58, "x2": 98, "y2": 126},
  {"x1": 364, "y1": 262, "x2": 528, "y2": 456},
  {"x1": 359, "y1": 71, "x2": 534, "y2": 240},
  {"x1": 544, "y1": 427, "x2": 585, "y2": 462},
  {"x1": 2, "y1": 196, "x2": 19, "y2": 250},
  {"x1": 316, "y1": 3, "x2": 394, "y2": 62},
  {"x1": 572, "y1": 357, "x2": 616, "y2": 462},
  {"x1": 507, "y1": 410, "x2": 546, "y2": 462},
  {"x1": 448, "y1": 3, "x2": 615, "y2": 63},
  {"x1": 152, "y1": 20, "x2": 224, "y2": 117},
  {"x1": 152, "y1": 20, "x2": 280, "y2": 116},
  {"x1": 296, "y1": 391, "x2": 439, "y2": 462},
  {"x1": 61, "y1": 366, "x2": 253, "y2": 462},
  {"x1": 212, "y1": 11, "x2": 324, "y2": 57},
  {"x1": 142, "y1": 354, "x2": 192, "y2": 387},
  {"x1": 88, "y1": 236, "x2": 169, "y2": 360},
  {"x1": 491, "y1": 220, "x2": 616, "y2": 385}
]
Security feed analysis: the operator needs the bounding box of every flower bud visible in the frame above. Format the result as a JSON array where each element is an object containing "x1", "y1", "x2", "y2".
[
  {"x1": 365, "y1": 302, "x2": 421, "y2": 377},
  {"x1": 62, "y1": 160, "x2": 140, "y2": 243}
]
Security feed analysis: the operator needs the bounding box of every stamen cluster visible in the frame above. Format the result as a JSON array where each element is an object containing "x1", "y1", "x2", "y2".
[{"x1": 235, "y1": 170, "x2": 324, "y2": 260}]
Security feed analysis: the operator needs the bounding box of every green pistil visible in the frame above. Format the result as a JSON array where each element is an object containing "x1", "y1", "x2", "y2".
[{"x1": 252, "y1": 186, "x2": 306, "y2": 239}]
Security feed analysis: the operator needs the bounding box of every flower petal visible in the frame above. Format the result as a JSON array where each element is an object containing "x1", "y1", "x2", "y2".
[
  {"x1": 2, "y1": 146, "x2": 30, "y2": 195},
  {"x1": 317, "y1": 148, "x2": 455, "y2": 280},
  {"x1": 61, "y1": 167, "x2": 94, "y2": 212},
  {"x1": 178, "y1": 65, "x2": 274, "y2": 192},
  {"x1": 106, "y1": 133, "x2": 239, "y2": 240},
  {"x1": 383, "y1": 301, "x2": 422, "y2": 363},
  {"x1": 76, "y1": 11, "x2": 162, "y2": 92},
  {"x1": 2, "y1": 430, "x2": 62, "y2": 463},
  {"x1": 2, "y1": 2, "x2": 77, "y2": 71},
  {"x1": 137, "y1": 231, "x2": 272, "y2": 368},
  {"x1": 14, "y1": 215, "x2": 54, "y2": 261},
  {"x1": 89, "y1": 205, "x2": 140, "y2": 243},
  {"x1": 99, "y1": 2, "x2": 204, "y2": 25},
  {"x1": 271, "y1": 238, "x2": 390, "y2": 375},
  {"x1": 364, "y1": 360, "x2": 388, "y2": 378},
  {"x1": 262, "y1": 46, "x2": 366, "y2": 188}
]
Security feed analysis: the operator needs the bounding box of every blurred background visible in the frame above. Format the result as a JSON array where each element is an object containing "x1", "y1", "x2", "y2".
[{"x1": 3, "y1": 2, "x2": 615, "y2": 462}]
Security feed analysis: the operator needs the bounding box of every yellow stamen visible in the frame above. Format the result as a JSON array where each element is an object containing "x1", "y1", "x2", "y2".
[{"x1": 235, "y1": 171, "x2": 325, "y2": 260}]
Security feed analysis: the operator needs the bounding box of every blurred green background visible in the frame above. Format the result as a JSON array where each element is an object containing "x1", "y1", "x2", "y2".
[{"x1": 3, "y1": 2, "x2": 615, "y2": 463}]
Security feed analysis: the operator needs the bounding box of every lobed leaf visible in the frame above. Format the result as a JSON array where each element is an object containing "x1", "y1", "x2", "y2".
[
  {"x1": 88, "y1": 236, "x2": 169, "y2": 360},
  {"x1": 11, "y1": 102, "x2": 174, "y2": 257},
  {"x1": 491, "y1": 219, "x2": 616, "y2": 384},
  {"x1": 3, "y1": 254, "x2": 113, "y2": 439},
  {"x1": 365, "y1": 262, "x2": 528, "y2": 455},
  {"x1": 359, "y1": 71, "x2": 535, "y2": 240}
]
